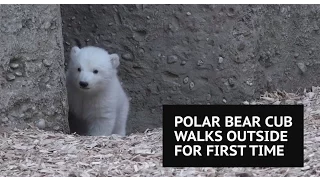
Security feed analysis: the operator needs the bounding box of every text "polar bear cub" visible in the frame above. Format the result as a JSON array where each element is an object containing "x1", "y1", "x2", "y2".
[{"x1": 66, "y1": 46, "x2": 129, "y2": 136}]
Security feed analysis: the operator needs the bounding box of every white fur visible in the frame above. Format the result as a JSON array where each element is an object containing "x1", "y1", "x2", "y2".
[{"x1": 66, "y1": 46, "x2": 129, "y2": 136}]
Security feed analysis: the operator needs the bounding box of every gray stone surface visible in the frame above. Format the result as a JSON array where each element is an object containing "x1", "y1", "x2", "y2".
[
  {"x1": 0, "y1": 5, "x2": 68, "y2": 132},
  {"x1": 61, "y1": 4, "x2": 320, "y2": 134}
]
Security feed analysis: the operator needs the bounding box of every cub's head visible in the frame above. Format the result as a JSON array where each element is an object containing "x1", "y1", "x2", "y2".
[{"x1": 67, "y1": 46, "x2": 120, "y2": 93}]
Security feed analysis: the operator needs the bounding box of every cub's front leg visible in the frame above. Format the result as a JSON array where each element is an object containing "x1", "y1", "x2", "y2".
[{"x1": 87, "y1": 113, "x2": 117, "y2": 136}]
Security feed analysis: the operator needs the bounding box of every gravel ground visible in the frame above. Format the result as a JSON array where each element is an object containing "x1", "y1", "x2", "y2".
[{"x1": 1, "y1": 88, "x2": 320, "y2": 177}]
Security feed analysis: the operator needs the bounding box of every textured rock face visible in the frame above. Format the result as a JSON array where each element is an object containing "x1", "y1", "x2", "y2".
[
  {"x1": 61, "y1": 4, "x2": 320, "y2": 134},
  {"x1": 0, "y1": 5, "x2": 68, "y2": 132}
]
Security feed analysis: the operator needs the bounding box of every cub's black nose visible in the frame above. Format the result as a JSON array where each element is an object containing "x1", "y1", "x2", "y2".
[{"x1": 79, "y1": 81, "x2": 88, "y2": 88}]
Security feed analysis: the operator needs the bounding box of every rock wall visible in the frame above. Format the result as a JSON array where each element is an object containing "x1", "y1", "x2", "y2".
[
  {"x1": 60, "y1": 4, "x2": 320, "y2": 133},
  {"x1": 0, "y1": 5, "x2": 68, "y2": 132}
]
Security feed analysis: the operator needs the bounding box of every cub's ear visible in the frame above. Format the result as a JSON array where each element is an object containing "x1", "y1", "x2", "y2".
[
  {"x1": 110, "y1": 53, "x2": 120, "y2": 69},
  {"x1": 70, "y1": 46, "x2": 81, "y2": 60}
]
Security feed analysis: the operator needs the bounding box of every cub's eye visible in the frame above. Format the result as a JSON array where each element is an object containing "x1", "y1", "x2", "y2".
[
  {"x1": 93, "y1": 70, "x2": 98, "y2": 74},
  {"x1": 77, "y1": 68, "x2": 81, "y2": 72}
]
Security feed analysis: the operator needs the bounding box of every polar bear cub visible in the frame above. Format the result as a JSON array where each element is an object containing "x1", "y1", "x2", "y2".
[{"x1": 66, "y1": 46, "x2": 129, "y2": 136}]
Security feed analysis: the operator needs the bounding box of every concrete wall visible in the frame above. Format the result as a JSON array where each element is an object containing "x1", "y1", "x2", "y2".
[
  {"x1": 0, "y1": 5, "x2": 68, "y2": 132},
  {"x1": 2, "y1": 4, "x2": 320, "y2": 134},
  {"x1": 61, "y1": 4, "x2": 320, "y2": 134}
]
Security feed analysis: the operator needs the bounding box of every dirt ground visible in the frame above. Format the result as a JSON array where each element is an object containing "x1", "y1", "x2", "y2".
[{"x1": 0, "y1": 87, "x2": 320, "y2": 177}]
